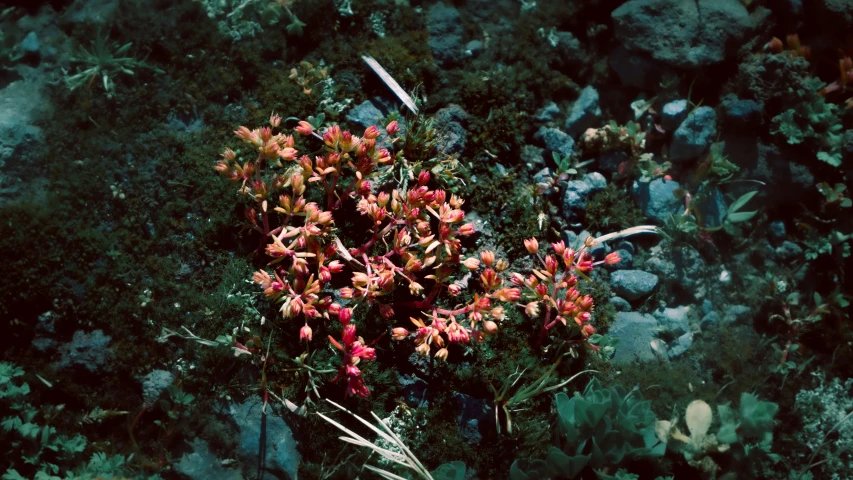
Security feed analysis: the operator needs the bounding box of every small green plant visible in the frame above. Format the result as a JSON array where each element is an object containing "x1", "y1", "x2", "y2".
[
  {"x1": 816, "y1": 182, "x2": 852, "y2": 208},
  {"x1": 656, "y1": 393, "x2": 779, "y2": 478},
  {"x1": 0, "y1": 363, "x2": 143, "y2": 480},
  {"x1": 510, "y1": 378, "x2": 665, "y2": 479},
  {"x1": 64, "y1": 30, "x2": 163, "y2": 97}
]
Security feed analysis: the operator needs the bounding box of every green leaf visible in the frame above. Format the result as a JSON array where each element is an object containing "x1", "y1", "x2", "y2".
[
  {"x1": 739, "y1": 393, "x2": 778, "y2": 439},
  {"x1": 726, "y1": 210, "x2": 758, "y2": 223},
  {"x1": 840, "y1": 198, "x2": 852, "y2": 208},
  {"x1": 509, "y1": 459, "x2": 551, "y2": 480},
  {"x1": 728, "y1": 191, "x2": 759, "y2": 214},
  {"x1": 19, "y1": 422, "x2": 40, "y2": 438},
  {"x1": 431, "y1": 461, "x2": 466, "y2": 480},
  {"x1": 546, "y1": 447, "x2": 589, "y2": 478},
  {"x1": 817, "y1": 151, "x2": 842, "y2": 167}
]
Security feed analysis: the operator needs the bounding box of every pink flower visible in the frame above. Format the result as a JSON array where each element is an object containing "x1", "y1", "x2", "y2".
[{"x1": 300, "y1": 324, "x2": 313, "y2": 342}]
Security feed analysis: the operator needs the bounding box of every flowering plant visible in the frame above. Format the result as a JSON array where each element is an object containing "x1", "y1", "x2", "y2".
[{"x1": 215, "y1": 111, "x2": 613, "y2": 401}]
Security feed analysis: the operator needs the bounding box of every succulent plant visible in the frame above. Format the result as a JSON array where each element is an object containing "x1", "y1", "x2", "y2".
[{"x1": 510, "y1": 378, "x2": 665, "y2": 479}]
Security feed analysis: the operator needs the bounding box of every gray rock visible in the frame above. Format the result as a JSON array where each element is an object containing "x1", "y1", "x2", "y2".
[
  {"x1": 565, "y1": 86, "x2": 603, "y2": 137},
  {"x1": 653, "y1": 305, "x2": 691, "y2": 336},
  {"x1": 436, "y1": 120, "x2": 467, "y2": 154},
  {"x1": 465, "y1": 40, "x2": 483, "y2": 56},
  {"x1": 776, "y1": 241, "x2": 803, "y2": 262},
  {"x1": 535, "y1": 126, "x2": 574, "y2": 157},
  {"x1": 599, "y1": 150, "x2": 628, "y2": 173},
  {"x1": 633, "y1": 178, "x2": 682, "y2": 223},
  {"x1": 612, "y1": 0, "x2": 753, "y2": 68},
  {"x1": 727, "y1": 139, "x2": 815, "y2": 201},
  {"x1": 521, "y1": 145, "x2": 545, "y2": 171},
  {"x1": 700, "y1": 311, "x2": 720, "y2": 327},
  {"x1": 610, "y1": 270, "x2": 659, "y2": 301},
  {"x1": 64, "y1": 0, "x2": 120, "y2": 25},
  {"x1": 670, "y1": 106, "x2": 717, "y2": 161},
  {"x1": 142, "y1": 370, "x2": 175, "y2": 408},
  {"x1": 768, "y1": 221, "x2": 786, "y2": 245},
  {"x1": 609, "y1": 312, "x2": 659, "y2": 364},
  {"x1": 399, "y1": 374, "x2": 429, "y2": 408},
  {"x1": 533, "y1": 167, "x2": 552, "y2": 185},
  {"x1": 577, "y1": 230, "x2": 607, "y2": 259},
  {"x1": 20, "y1": 32, "x2": 39, "y2": 54},
  {"x1": 562, "y1": 174, "x2": 607, "y2": 222},
  {"x1": 673, "y1": 248, "x2": 707, "y2": 299},
  {"x1": 616, "y1": 240, "x2": 635, "y2": 254},
  {"x1": 720, "y1": 94, "x2": 763, "y2": 130},
  {"x1": 644, "y1": 256, "x2": 676, "y2": 279},
  {"x1": 32, "y1": 338, "x2": 57, "y2": 352},
  {"x1": 176, "y1": 438, "x2": 242, "y2": 480},
  {"x1": 696, "y1": 185, "x2": 727, "y2": 229},
  {"x1": 427, "y1": 3, "x2": 464, "y2": 66},
  {"x1": 723, "y1": 304, "x2": 752, "y2": 324},
  {"x1": 230, "y1": 399, "x2": 299, "y2": 480},
  {"x1": 346, "y1": 100, "x2": 384, "y2": 129},
  {"x1": 661, "y1": 99, "x2": 688, "y2": 131},
  {"x1": 610, "y1": 296, "x2": 632, "y2": 312},
  {"x1": 55, "y1": 330, "x2": 112, "y2": 373},
  {"x1": 554, "y1": 31, "x2": 584, "y2": 65},
  {"x1": 535, "y1": 101, "x2": 561, "y2": 122},
  {"x1": 701, "y1": 299, "x2": 714, "y2": 315},
  {"x1": 609, "y1": 46, "x2": 670, "y2": 89},
  {"x1": 453, "y1": 393, "x2": 489, "y2": 445},
  {"x1": 668, "y1": 332, "x2": 694, "y2": 358}
]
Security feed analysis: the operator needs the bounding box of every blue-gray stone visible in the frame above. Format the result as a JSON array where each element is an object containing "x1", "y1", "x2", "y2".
[
  {"x1": 521, "y1": 145, "x2": 546, "y2": 171},
  {"x1": 633, "y1": 178, "x2": 682, "y2": 223},
  {"x1": 768, "y1": 221, "x2": 786, "y2": 245},
  {"x1": 176, "y1": 439, "x2": 242, "y2": 480},
  {"x1": 696, "y1": 185, "x2": 727, "y2": 228},
  {"x1": 610, "y1": 270, "x2": 659, "y2": 300},
  {"x1": 701, "y1": 299, "x2": 714, "y2": 315},
  {"x1": 142, "y1": 370, "x2": 175, "y2": 407},
  {"x1": 661, "y1": 99, "x2": 688, "y2": 131},
  {"x1": 612, "y1": 0, "x2": 752, "y2": 68},
  {"x1": 21, "y1": 32, "x2": 40, "y2": 53},
  {"x1": 776, "y1": 241, "x2": 803, "y2": 262},
  {"x1": 700, "y1": 311, "x2": 720, "y2": 326},
  {"x1": 668, "y1": 332, "x2": 693, "y2": 358},
  {"x1": 599, "y1": 150, "x2": 628, "y2": 173},
  {"x1": 535, "y1": 126, "x2": 574, "y2": 157},
  {"x1": 55, "y1": 330, "x2": 112, "y2": 373},
  {"x1": 723, "y1": 304, "x2": 752, "y2": 324},
  {"x1": 535, "y1": 101, "x2": 561, "y2": 122},
  {"x1": 577, "y1": 230, "x2": 607, "y2": 259},
  {"x1": 670, "y1": 106, "x2": 717, "y2": 160},
  {"x1": 346, "y1": 100, "x2": 384, "y2": 129},
  {"x1": 653, "y1": 305, "x2": 691, "y2": 336},
  {"x1": 465, "y1": 39, "x2": 483, "y2": 56},
  {"x1": 231, "y1": 399, "x2": 299, "y2": 480},
  {"x1": 399, "y1": 374, "x2": 429, "y2": 408},
  {"x1": 616, "y1": 240, "x2": 635, "y2": 254},
  {"x1": 720, "y1": 93, "x2": 763, "y2": 129},
  {"x1": 565, "y1": 86, "x2": 602, "y2": 137},
  {"x1": 609, "y1": 312, "x2": 659, "y2": 364},
  {"x1": 563, "y1": 174, "x2": 607, "y2": 222},
  {"x1": 427, "y1": 3, "x2": 464, "y2": 65},
  {"x1": 610, "y1": 296, "x2": 632, "y2": 312},
  {"x1": 453, "y1": 393, "x2": 489, "y2": 445}
]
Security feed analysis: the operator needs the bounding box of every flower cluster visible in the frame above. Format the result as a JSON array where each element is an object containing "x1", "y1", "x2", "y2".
[
  {"x1": 391, "y1": 249, "x2": 520, "y2": 359},
  {"x1": 515, "y1": 236, "x2": 620, "y2": 348},
  {"x1": 328, "y1": 307, "x2": 375, "y2": 398}
]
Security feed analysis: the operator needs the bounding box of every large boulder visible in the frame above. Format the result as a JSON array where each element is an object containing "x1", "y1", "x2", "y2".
[{"x1": 612, "y1": 0, "x2": 752, "y2": 68}]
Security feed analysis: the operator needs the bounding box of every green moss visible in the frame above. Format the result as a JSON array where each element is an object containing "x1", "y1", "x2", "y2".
[{"x1": 585, "y1": 184, "x2": 645, "y2": 233}]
